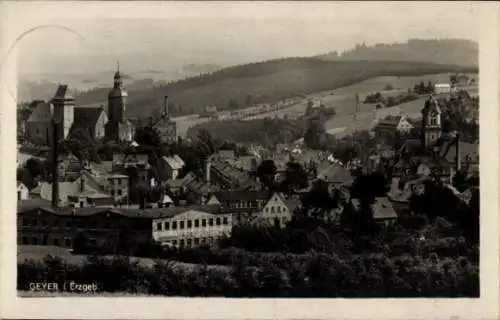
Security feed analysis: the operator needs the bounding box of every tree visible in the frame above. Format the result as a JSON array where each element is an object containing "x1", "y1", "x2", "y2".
[
  {"x1": 134, "y1": 126, "x2": 161, "y2": 148},
  {"x1": 304, "y1": 118, "x2": 327, "y2": 150},
  {"x1": 256, "y1": 160, "x2": 277, "y2": 190},
  {"x1": 25, "y1": 157, "x2": 44, "y2": 179},
  {"x1": 281, "y1": 162, "x2": 309, "y2": 194},
  {"x1": 66, "y1": 128, "x2": 97, "y2": 162},
  {"x1": 450, "y1": 74, "x2": 457, "y2": 85},
  {"x1": 228, "y1": 98, "x2": 239, "y2": 110},
  {"x1": 195, "y1": 129, "x2": 217, "y2": 158},
  {"x1": 245, "y1": 94, "x2": 253, "y2": 106},
  {"x1": 427, "y1": 81, "x2": 434, "y2": 93}
]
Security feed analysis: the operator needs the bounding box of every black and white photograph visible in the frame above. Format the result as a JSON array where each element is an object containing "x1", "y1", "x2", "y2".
[{"x1": 1, "y1": 1, "x2": 499, "y2": 318}]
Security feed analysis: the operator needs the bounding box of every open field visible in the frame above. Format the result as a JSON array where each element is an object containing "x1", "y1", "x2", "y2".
[{"x1": 238, "y1": 73, "x2": 477, "y2": 124}]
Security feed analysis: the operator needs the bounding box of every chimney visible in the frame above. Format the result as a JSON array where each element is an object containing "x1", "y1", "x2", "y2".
[
  {"x1": 51, "y1": 121, "x2": 59, "y2": 207},
  {"x1": 204, "y1": 158, "x2": 211, "y2": 183},
  {"x1": 455, "y1": 134, "x2": 461, "y2": 172},
  {"x1": 163, "y1": 95, "x2": 169, "y2": 119}
]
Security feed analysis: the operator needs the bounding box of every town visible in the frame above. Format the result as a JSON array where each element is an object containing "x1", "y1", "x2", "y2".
[{"x1": 17, "y1": 64, "x2": 479, "y2": 297}]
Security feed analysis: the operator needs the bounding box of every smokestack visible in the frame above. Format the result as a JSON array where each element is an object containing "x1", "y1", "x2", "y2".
[
  {"x1": 455, "y1": 134, "x2": 461, "y2": 172},
  {"x1": 51, "y1": 121, "x2": 59, "y2": 208},
  {"x1": 163, "y1": 95, "x2": 169, "y2": 119},
  {"x1": 205, "y1": 158, "x2": 211, "y2": 183}
]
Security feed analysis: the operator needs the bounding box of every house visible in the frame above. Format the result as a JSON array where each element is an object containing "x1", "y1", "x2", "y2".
[
  {"x1": 209, "y1": 160, "x2": 260, "y2": 190},
  {"x1": 256, "y1": 193, "x2": 299, "y2": 228},
  {"x1": 434, "y1": 83, "x2": 453, "y2": 95},
  {"x1": 217, "y1": 150, "x2": 236, "y2": 160},
  {"x1": 316, "y1": 164, "x2": 353, "y2": 186},
  {"x1": 152, "y1": 205, "x2": 231, "y2": 248},
  {"x1": 112, "y1": 153, "x2": 150, "y2": 183},
  {"x1": 374, "y1": 115, "x2": 414, "y2": 140},
  {"x1": 28, "y1": 176, "x2": 114, "y2": 207},
  {"x1": 161, "y1": 155, "x2": 185, "y2": 181},
  {"x1": 154, "y1": 118, "x2": 177, "y2": 144},
  {"x1": 17, "y1": 201, "x2": 158, "y2": 248},
  {"x1": 103, "y1": 173, "x2": 129, "y2": 201},
  {"x1": 207, "y1": 190, "x2": 270, "y2": 210},
  {"x1": 455, "y1": 74, "x2": 470, "y2": 89},
  {"x1": 70, "y1": 106, "x2": 108, "y2": 139},
  {"x1": 17, "y1": 182, "x2": 29, "y2": 200},
  {"x1": 351, "y1": 197, "x2": 398, "y2": 227}
]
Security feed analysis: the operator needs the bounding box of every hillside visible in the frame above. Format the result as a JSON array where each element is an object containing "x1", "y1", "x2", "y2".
[
  {"x1": 70, "y1": 58, "x2": 475, "y2": 119},
  {"x1": 317, "y1": 39, "x2": 478, "y2": 67}
]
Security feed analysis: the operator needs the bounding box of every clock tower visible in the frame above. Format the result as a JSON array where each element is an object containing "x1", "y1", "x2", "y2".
[{"x1": 421, "y1": 95, "x2": 442, "y2": 149}]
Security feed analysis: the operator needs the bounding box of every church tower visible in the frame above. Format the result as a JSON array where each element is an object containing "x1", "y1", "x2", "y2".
[
  {"x1": 106, "y1": 63, "x2": 132, "y2": 141},
  {"x1": 50, "y1": 84, "x2": 75, "y2": 143},
  {"x1": 421, "y1": 95, "x2": 442, "y2": 149}
]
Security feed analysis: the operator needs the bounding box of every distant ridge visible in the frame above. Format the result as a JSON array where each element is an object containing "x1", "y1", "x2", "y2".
[
  {"x1": 317, "y1": 38, "x2": 478, "y2": 67},
  {"x1": 19, "y1": 38, "x2": 478, "y2": 118}
]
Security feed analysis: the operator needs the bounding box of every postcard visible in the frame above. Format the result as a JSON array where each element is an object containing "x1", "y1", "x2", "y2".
[{"x1": 1, "y1": 1, "x2": 499, "y2": 319}]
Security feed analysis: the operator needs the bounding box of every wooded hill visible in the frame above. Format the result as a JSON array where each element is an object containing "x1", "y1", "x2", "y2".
[
  {"x1": 317, "y1": 39, "x2": 478, "y2": 67},
  {"x1": 73, "y1": 58, "x2": 476, "y2": 118}
]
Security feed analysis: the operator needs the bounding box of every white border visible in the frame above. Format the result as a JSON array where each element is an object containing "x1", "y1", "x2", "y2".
[{"x1": 1, "y1": 2, "x2": 499, "y2": 319}]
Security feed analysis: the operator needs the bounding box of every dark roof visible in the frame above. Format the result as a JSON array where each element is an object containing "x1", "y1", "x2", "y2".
[
  {"x1": 284, "y1": 198, "x2": 301, "y2": 213},
  {"x1": 27, "y1": 102, "x2": 52, "y2": 122},
  {"x1": 400, "y1": 139, "x2": 423, "y2": 155},
  {"x1": 72, "y1": 107, "x2": 105, "y2": 130},
  {"x1": 52, "y1": 85, "x2": 74, "y2": 101},
  {"x1": 422, "y1": 96, "x2": 441, "y2": 115},
  {"x1": 212, "y1": 190, "x2": 270, "y2": 202},
  {"x1": 17, "y1": 199, "x2": 53, "y2": 212},
  {"x1": 18, "y1": 203, "x2": 222, "y2": 219}
]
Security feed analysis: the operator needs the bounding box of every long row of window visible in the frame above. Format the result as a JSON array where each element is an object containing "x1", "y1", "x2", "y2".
[
  {"x1": 264, "y1": 206, "x2": 287, "y2": 214},
  {"x1": 21, "y1": 236, "x2": 72, "y2": 247},
  {"x1": 170, "y1": 235, "x2": 225, "y2": 248},
  {"x1": 157, "y1": 216, "x2": 229, "y2": 231},
  {"x1": 21, "y1": 218, "x2": 115, "y2": 229}
]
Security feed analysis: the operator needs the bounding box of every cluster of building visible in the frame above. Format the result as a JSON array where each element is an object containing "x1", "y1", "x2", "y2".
[
  {"x1": 17, "y1": 69, "x2": 479, "y2": 253},
  {"x1": 211, "y1": 97, "x2": 304, "y2": 121},
  {"x1": 20, "y1": 66, "x2": 177, "y2": 146}
]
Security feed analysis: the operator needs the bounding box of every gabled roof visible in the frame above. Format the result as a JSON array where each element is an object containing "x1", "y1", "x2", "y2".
[
  {"x1": 284, "y1": 198, "x2": 301, "y2": 213},
  {"x1": 422, "y1": 96, "x2": 442, "y2": 115},
  {"x1": 29, "y1": 180, "x2": 109, "y2": 205},
  {"x1": 52, "y1": 84, "x2": 74, "y2": 101},
  {"x1": 218, "y1": 150, "x2": 236, "y2": 159},
  {"x1": 17, "y1": 181, "x2": 27, "y2": 189},
  {"x1": 172, "y1": 155, "x2": 185, "y2": 167},
  {"x1": 162, "y1": 155, "x2": 185, "y2": 170},
  {"x1": 72, "y1": 107, "x2": 106, "y2": 131},
  {"x1": 317, "y1": 165, "x2": 353, "y2": 184},
  {"x1": 351, "y1": 197, "x2": 398, "y2": 220}
]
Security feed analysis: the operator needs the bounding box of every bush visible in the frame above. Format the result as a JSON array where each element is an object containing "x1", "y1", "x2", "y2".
[{"x1": 18, "y1": 248, "x2": 479, "y2": 297}]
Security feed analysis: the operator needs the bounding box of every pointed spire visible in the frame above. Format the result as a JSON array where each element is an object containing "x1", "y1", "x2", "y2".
[{"x1": 117, "y1": 61, "x2": 120, "y2": 73}]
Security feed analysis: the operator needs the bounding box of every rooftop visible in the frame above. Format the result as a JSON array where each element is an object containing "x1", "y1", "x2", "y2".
[{"x1": 18, "y1": 202, "x2": 223, "y2": 220}]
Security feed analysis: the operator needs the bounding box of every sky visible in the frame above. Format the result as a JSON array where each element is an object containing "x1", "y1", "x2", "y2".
[{"x1": 6, "y1": 1, "x2": 480, "y2": 75}]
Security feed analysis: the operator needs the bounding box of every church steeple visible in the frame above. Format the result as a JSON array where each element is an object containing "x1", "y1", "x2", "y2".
[
  {"x1": 114, "y1": 62, "x2": 123, "y2": 88},
  {"x1": 421, "y1": 95, "x2": 442, "y2": 149}
]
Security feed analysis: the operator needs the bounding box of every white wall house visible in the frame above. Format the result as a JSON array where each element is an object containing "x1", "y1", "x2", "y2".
[
  {"x1": 434, "y1": 83, "x2": 452, "y2": 95},
  {"x1": 152, "y1": 209, "x2": 232, "y2": 248},
  {"x1": 17, "y1": 182, "x2": 29, "y2": 200}
]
